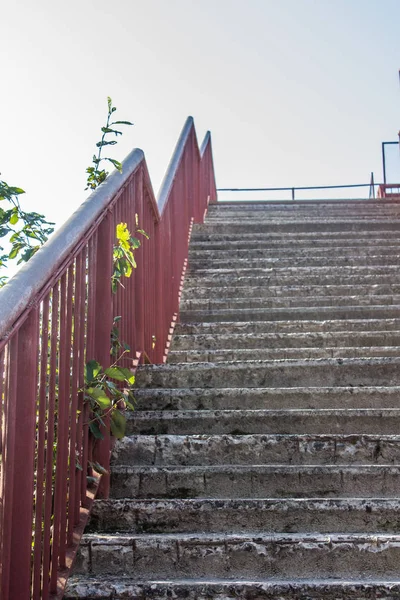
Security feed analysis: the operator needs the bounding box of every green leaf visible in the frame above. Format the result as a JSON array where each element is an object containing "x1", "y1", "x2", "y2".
[
  {"x1": 96, "y1": 140, "x2": 117, "y2": 147},
  {"x1": 130, "y1": 237, "x2": 141, "y2": 249},
  {"x1": 104, "y1": 366, "x2": 128, "y2": 382},
  {"x1": 91, "y1": 461, "x2": 108, "y2": 475},
  {"x1": 8, "y1": 187, "x2": 25, "y2": 195},
  {"x1": 85, "y1": 360, "x2": 102, "y2": 382},
  {"x1": 87, "y1": 387, "x2": 111, "y2": 409},
  {"x1": 89, "y1": 421, "x2": 104, "y2": 439},
  {"x1": 111, "y1": 120, "x2": 134, "y2": 126},
  {"x1": 106, "y1": 158, "x2": 123, "y2": 172},
  {"x1": 118, "y1": 367, "x2": 135, "y2": 384},
  {"x1": 110, "y1": 409, "x2": 126, "y2": 439},
  {"x1": 9, "y1": 213, "x2": 18, "y2": 225},
  {"x1": 137, "y1": 229, "x2": 149, "y2": 239},
  {"x1": 9, "y1": 245, "x2": 21, "y2": 259}
]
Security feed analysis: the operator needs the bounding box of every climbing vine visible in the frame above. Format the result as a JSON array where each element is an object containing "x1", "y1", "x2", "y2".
[{"x1": 83, "y1": 97, "x2": 146, "y2": 447}]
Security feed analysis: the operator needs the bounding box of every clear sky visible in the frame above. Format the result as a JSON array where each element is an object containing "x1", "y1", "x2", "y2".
[{"x1": 1, "y1": 0, "x2": 400, "y2": 224}]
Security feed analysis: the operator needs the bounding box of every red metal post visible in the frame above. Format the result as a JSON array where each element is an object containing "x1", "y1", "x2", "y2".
[
  {"x1": 8, "y1": 307, "x2": 40, "y2": 600},
  {"x1": 92, "y1": 212, "x2": 113, "y2": 498}
]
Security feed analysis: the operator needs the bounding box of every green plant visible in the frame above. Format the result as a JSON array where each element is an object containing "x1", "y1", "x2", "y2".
[
  {"x1": 112, "y1": 219, "x2": 149, "y2": 293},
  {"x1": 85, "y1": 97, "x2": 133, "y2": 190},
  {"x1": 82, "y1": 98, "x2": 148, "y2": 454},
  {"x1": 0, "y1": 180, "x2": 54, "y2": 286},
  {"x1": 84, "y1": 317, "x2": 136, "y2": 442}
]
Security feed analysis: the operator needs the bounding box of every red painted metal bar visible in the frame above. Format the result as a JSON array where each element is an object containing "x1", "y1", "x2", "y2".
[
  {"x1": 378, "y1": 183, "x2": 400, "y2": 198},
  {"x1": 0, "y1": 116, "x2": 217, "y2": 599}
]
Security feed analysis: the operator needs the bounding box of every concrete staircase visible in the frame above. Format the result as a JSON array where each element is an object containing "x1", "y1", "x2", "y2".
[{"x1": 66, "y1": 200, "x2": 400, "y2": 599}]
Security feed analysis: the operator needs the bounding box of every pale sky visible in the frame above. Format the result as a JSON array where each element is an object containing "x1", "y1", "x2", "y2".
[{"x1": 1, "y1": 0, "x2": 400, "y2": 225}]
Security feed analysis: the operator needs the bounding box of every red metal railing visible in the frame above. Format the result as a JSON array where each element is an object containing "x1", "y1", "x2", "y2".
[
  {"x1": 0, "y1": 116, "x2": 217, "y2": 599},
  {"x1": 378, "y1": 183, "x2": 400, "y2": 198}
]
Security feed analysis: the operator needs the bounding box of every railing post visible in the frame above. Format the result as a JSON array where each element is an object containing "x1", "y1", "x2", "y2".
[
  {"x1": 8, "y1": 308, "x2": 39, "y2": 600},
  {"x1": 135, "y1": 167, "x2": 145, "y2": 358},
  {"x1": 93, "y1": 212, "x2": 113, "y2": 498},
  {"x1": 291, "y1": 187, "x2": 295, "y2": 201}
]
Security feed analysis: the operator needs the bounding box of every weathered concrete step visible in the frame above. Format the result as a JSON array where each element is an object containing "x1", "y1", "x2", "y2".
[
  {"x1": 133, "y1": 386, "x2": 400, "y2": 411},
  {"x1": 182, "y1": 272, "x2": 400, "y2": 289},
  {"x1": 210, "y1": 198, "x2": 400, "y2": 207},
  {"x1": 182, "y1": 283, "x2": 400, "y2": 300},
  {"x1": 135, "y1": 357, "x2": 400, "y2": 389},
  {"x1": 174, "y1": 317, "x2": 400, "y2": 336},
  {"x1": 206, "y1": 200, "x2": 400, "y2": 212},
  {"x1": 189, "y1": 244, "x2": 400, "y2": 260},
  {"x1": 186, "y1": 264, "x2": 400, "y2": 278},
  {"x1": 64, "y1": 576, "x2": 400, "y2": 599},
  {"x1": 112, "y1": 433, "x2": 400, "y2": 466},
  {"x1": 171, "y1": 330, "x2": 400, "y2": 351},
  {"x1": 74, "y1": 532, "x2": 400, "y2": 579},
  {"x1": 191, "y1": 220, "x2": 400, "y2": 235},
  {"x1": 190, "y1": 235, "x2": 400, "y2": 250},
  {"x1": 168, "y1": 345, "x2": 400, "y2": 363},
  {"x1": 205, "y1": 211, "x2": 400, "y2": 221},
  {"x1": 181, "y1": 294, "x2": 400, "y2": 311},
  {"x1": 179, "y1": 305, "x2": 400, "y2": 325},
  {"x1": 109, "y1": 464, "x2": 400, "y2": 499},
  {"x1": 87, "y1": 497, "x2": 400, "y2": 534},
  {"x1": 126, "y1": 409, "x2": 400, "y2": 436},
  {"x1": 189, "y1": 254, "x2": 400, "y2": 270},
  {"x1": 203, "y1": 213, "x2": 400, "y2": 220}
]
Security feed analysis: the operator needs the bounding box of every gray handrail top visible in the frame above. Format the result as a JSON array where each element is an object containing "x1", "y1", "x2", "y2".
[{"x1": 157, "y1": 116, "x2": 194, "y2": 214}]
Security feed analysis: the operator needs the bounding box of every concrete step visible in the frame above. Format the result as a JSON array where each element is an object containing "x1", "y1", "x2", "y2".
[
  {"x1": 87, "y1": 497, "x2": 400, "y2": 534},
  {"x1": 133, "y1": 386, "x2": 400, "y2": 411},
  {"x1": 135, "y1": 357, "x2": 400, "y2": 389},
  {"x1": 168, "y1": 345, "x2": 400, "y2": 363},
  {"x1": 191, "y1": 220, "x2": 400, "y2": 235},
  {"x1": 179, "y1": 305, "x2": 400, "y2": 325},
  {"x1": 206, "y1": 199, "x2": 400, "y2": 213},
  {"x1": 64, "y1": 576, "x2": 400, "y2": 599},
  {"x1": 112, "y1": 433, "x2": 400, "y2": 466},
  {"x1": 188, "y1": 254, "x2": 400, "y2": 270},
  {"x1": 204, "y1": 212, "x2": 400, "y2": 221},
  {"x1": 109, "y1": 464, "x2": 400, "y2": 499},
  {"x1": 190, "y1": 234, "x2": 400, "y2": 250},
  {"x1": 171, "y1": 330, "x2": 400, "y2": 351},
  {"x1": 174, "y1": 318, "x2": 400, "y2": 336},
  {"x1": 182, "y1": 272, "x2": 400, "y2": 289},
  {"x1": 209, "y1": 199, "x2": 400, "y2": 208},
  {"x1": 181, "y1": 283, "x2": 400, "y2": 300},
  {"x1": 189, "y1": 244, "x2": 400, "y2": 260},
  {"x1": 126, "y1": 409, "x2": 400, "y2": 436},
  {"x1": 73, "y1": 531, "x2": 400, "y2": 579},
  {"x1": 184, "y1": 263, "x2": 400, "y2": 282},
  {"x1": 180, "y1": 295, "x2": 400, "y2": 311}
]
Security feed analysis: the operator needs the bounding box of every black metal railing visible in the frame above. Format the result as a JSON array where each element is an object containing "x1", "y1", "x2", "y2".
[{"x1": 217, "y1": 181, "x2": 383, "y2": 201}]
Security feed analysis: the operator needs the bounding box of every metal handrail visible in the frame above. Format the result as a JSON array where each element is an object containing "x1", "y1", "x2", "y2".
[
  {"x1": 218, "y1": 182, "x2": 384, "y2": 199},
  {"x1": 0, "y1": 117, "x2": 217, "y2": 599}
]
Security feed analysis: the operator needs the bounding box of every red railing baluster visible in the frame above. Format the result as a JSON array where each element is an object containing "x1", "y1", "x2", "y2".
[
  {"x1": 42, "y1": 283, "x2": 59, "y2": 600},
  {"x1": 9, "y1": 307, "x2": 40, "y2": 600},
  {"x1": 33, "y1": 296, "x2": 50, "y2": 599},
  {"x1": 92, "y1": 213, "x2": 113, "y2": 499}
]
